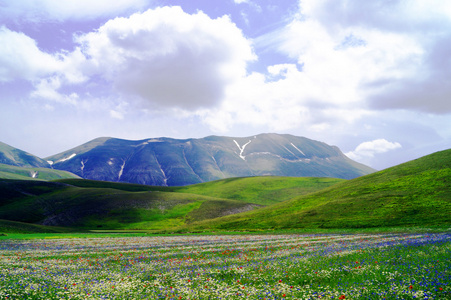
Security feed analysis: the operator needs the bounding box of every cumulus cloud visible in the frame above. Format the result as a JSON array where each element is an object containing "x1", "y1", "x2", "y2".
[
  {"x1": 211, "y1": 0, "x2": 451, "y2": 133},
  {"x1": 74, "y1": 6, "x2": 255, "y2": 110},
  {"x1": 0, "y1": 27, "x2": 61, "y2": 82},
  {"x1": 295, "y1": 0, "x2": 451, "y2": 114},
  {"x1": 0, "y1": 0, "x2": 147, "y2": 22},
  {"x1": 30, "y1": 76, "x2": 82, "y2": 105},
  {"x1": 345, "y1": 139, "x2": 402, "y2": 161},
  {"x1": 0, "y1": 26, "x2": 94, "y2": 105},
  {"x1": 1, "y1": 6, "x2": 255, "y2": 112}
]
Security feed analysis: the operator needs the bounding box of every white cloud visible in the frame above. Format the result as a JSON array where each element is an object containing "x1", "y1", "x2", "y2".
[
  {"x1": 212, "y1": 0, "x2": 451, "y2": 134},
  {"x1": 110, "y1": 110, "x2": 124, "y2": 120},
  {"x1": 345, "y1": 139, "x2": 402, "y2": 161},
  {"x1": 292, "y1": 0, "x2": 451, "y2": 114},
  {"x1": 0, "y1": 0, "x2": 147, "y2": 22},
  {"x1": 74, "y1": 6, "x2": 255, "y2": 110},
  {"x1": 0, "y1": 27, "x2": 61, "y2": 82},
  {"x1": 30, "y1": 77, "x2": 79, "y2": 105}
]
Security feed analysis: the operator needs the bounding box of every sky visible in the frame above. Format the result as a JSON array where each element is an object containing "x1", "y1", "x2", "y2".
[{"x1": 1, "y1": 0, "x2": 451, "y2": 170}]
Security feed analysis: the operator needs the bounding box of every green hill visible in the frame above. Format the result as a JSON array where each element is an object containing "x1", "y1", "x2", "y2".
[
  {"x1": 174, "y1": 176, "x2": 344, "y2": 205},
  {"x1": 0, "y1": 176, "x2": 341, "y2": 231},
  {"x1": 0, "y1": 141, "x2": 49, "y2": 167},
  {"x1": 0, "y1": 219, "x2": 76, "y2": 234},
  {"x1": 0, "y1": 163, "x2": 80, "y2": 180},
  {"x1": 56, "y1": 176, "x2": 344, "y2": 205},
  {"x1": 187, "y1": 149, "x2": 451, "y2": 230}
]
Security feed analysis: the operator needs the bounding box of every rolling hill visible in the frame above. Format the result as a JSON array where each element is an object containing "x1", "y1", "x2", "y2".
[
  {"x1": 0, "y1": 176, "x2": 341, "y2": 231},
  {"x1": 185, "y1": 148, "x2": 451, "y2": 230},
  {"x1": 0, "y1": 163, "x2": 80, "y2": 181},
  {"x1": 56, "y1": 176, "x2": 345, "y2": 206},
  {"x1": 46, "y1": 133, "x2": 374, "y2": 186},
  {"x1": 0, "y1": 141, "x2": 49, "y2": 168}
]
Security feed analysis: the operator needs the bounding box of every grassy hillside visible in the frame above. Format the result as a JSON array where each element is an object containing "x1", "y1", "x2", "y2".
[
  {"x1": 56, "y1": 176, "x2": 344, "y2": 205},
  {"x1": 0, "y1": 163, "x2": 80, "y2": 180},
  {"x1": 174, "y1": 176, "x2": 344, "y2": 205},
  {"x1": 1, "y1": 176, "x2": 342, "y2": 232},
  {"x1": 0, "y1": 142, "x2": 49, "y2": 168},
  {"x1": 54, "y1": 178, "x2": 165, "y2": 192},
  {"x1": 186, "y1": 149, "x2": 451, "y2": 230},
  {"x1": 0, "y1": 179, "x2": 260, "y2": 230},
  {"x1": 0, "y1": 219, "x2": 77, "y2": 234}
]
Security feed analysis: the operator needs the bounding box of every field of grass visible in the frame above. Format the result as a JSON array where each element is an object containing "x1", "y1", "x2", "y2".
[
  {"x1": 0, "y1": 180, "x2": 260, "y2": 230},
  {"x1": 0, "y1": 232, "x2": 449, "y2": 299},
  {"x1": 56, "y1": 176, "x2": 344, "y2": 206},
  {"x1": 174, "y1": 176, "x2": 344, "y2": 206},
  {"x1": 0, "y1": 219, "x2": 78, "y2": 234},
  {"x1": 187, "y1": 149, "x2": 451, "y2": 231},
  {"x1": 1, "y1": 176, "x2": 342, "y2": 232},
  {"x1": 0, "y1": 163, "x2": 79, "y2": 181}
]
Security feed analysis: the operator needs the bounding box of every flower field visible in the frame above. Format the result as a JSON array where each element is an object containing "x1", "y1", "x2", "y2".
[{"x1": 0, "y1": 232, "x2": 450, "y2": 299}]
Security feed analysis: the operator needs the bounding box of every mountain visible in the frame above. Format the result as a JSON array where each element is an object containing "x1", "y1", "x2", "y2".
[
  {"x1": 46, "y1": 133, "x2": 374, "y2": 186},
  {"x1": 0, "y1": 141, "x2": 49, "y2": 168},
  {"x1": 0, "y1": 163, "x2": 80, "y2": 181},
  {"x1": 0, "y1": 176, "x2": 340, "y2": 230},
  {"x1": 187, "y1": 148, "x2": 451, "y2": 230}
]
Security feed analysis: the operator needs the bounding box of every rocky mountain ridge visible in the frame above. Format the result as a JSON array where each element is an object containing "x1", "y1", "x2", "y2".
[{"x1": 44, "y1": 133, "x2": 374, "y2": 186}]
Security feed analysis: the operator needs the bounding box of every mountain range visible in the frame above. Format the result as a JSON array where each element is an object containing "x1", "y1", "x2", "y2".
[
  {"x1": 44, "y1": 133, "x2": 374, "y2": 186},
  {"x1": 0, "y1": 134, "x2": 374, "y2": 186}
]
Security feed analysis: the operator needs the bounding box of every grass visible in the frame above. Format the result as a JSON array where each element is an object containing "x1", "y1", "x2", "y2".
[
  {"x1": 1, "y1": 176, "x2": 341, "y2": 233},
  {"x1": 0, "y1": 232, "x2": 449, "y2": 299},
  {"x1": 174, "y1": 176, "x2": 344, "y2": 205},
  {"x1": 55, "y1": 176, "x2": 344, "y2": 206},
  {"x1": 0, "y1": 181, "x2": 259, "y2": 230},
  {"x1": 186, "y1": 149, "x2": 451, "y2": 231},
  {"x1": 0, "y1": 219, "x2": 78, "y2": 234},
  {"x1": 0, "y1": 163, "x2": 79, "y2": 181}
]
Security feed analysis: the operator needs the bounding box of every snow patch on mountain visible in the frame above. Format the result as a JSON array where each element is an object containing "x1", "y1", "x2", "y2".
[
  {"x1": 118, "y1": 160, "x2": 126, "y2": 181},
  {"x1": 57, "y1": 153, "x2": 76, "y2": 163},
  {"x1": 291, "y1": 143, "x2": 306, "y2": 156},
  {"x1": 233, "y1": 139, "x2": 252, "y2": 160}
]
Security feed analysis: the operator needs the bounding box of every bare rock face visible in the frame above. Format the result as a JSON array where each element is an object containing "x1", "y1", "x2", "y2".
[{"x1": 46, "y1": 133, "x2": 375, "y2": 186}]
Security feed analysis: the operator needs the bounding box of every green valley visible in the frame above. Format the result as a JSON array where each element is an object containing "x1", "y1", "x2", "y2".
[{"x1": 0, "y1": 176, "x2": 341, "y2": 232}]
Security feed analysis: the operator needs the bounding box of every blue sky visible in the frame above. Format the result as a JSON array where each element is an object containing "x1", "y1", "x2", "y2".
[{"x1": 1, "y1": 0, "x2": 450, "y2": 170}]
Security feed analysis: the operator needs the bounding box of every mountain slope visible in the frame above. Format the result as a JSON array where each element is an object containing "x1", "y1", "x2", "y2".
[
  {"x1": 47, "y1": 133, "x2": 374, "y2": 186},
  {"x1": 0, "y1": 141, "x2": 49, "y2": 168},
  {"x1": 0, "y1": 163, "x2": 80, "y2": 180},
  {"x1": 187, "y1": 148, "x2": 451, "y2": 230}
]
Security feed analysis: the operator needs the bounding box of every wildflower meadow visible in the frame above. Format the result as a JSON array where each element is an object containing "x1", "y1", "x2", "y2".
[{"x1": 0, "y1": 232, "x2": 450, "y2": 299}]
